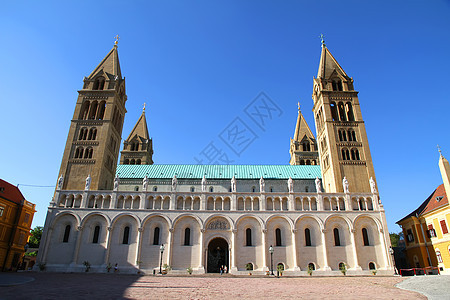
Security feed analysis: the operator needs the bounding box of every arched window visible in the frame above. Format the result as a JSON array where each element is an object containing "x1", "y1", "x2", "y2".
[
  {"x1": 136, "y1": 159, "x2": 141, "y2": 165},
  {"x1": 124, "y1": 159, "x2": 129, "y2": 164},
  {"x1": 334, "y1": 228, "x2": 341, "y2": 246},
  {"x1": 302, "y1": 142, "x2": 310, "y2": 151},
  {"x1": 130, "y1": 159, "x2": 135, "y2": 165},
  {"x1": 305, "y1": 228, "x2": 312, "y2": 246},
  {"x1": 97, "y1": 101, "x2": 106, "y2": 120},
  {"x1": 153, "y1": 227, "x2": 160, "y2": 245},
  {"x1": 305, "y1": 186, "x2": 309, "y2": 192},
  {"x1": 92, "y1": 225, "x2": 100, "y2": 243},
  {"x1": 308, "y1": 263, "x2": 315, "y2": 270},
  {"x1": 153, "y1": 186, "x2": 158, "y2": 192},
  {"x1": 122, "y1": 226, "x2": 130, "y2": 244},
  {"x1": 93, "y1": 77, "x2": 105, "y2": 90},
  {"x1": 275, "y1": 228, "x2": 282, "y2": 246},
  {"x1": 346, "y1": 102, "x2": 354, "y2": 121},
  {"x1": 63, "y1": 225, "x2": 71, "y2": 243},
  {"x1": 369, "y1": 262, "x2": 376, "y2": 270},
  {"x1": 362, "y1": 228, "x2": 370, "y2": 246},
  {"x1": 341, "y1": 149, "x2": 347, "y2": 161},
  {"x1": 351, "y1": 130, "x2": 356, "y2": 141},
  {"x1": 252, "y1": 186, "x2": 256, "y2": 192},
  {"x1": 88, "y1": 128, "x2": 97, "y2": 140},
  {"x1": 345, "y1": 149, "x2": 350, "y2": 160},
  {"x1": 342, "y1": 130, "x2": 347, "y2": 141},
  {"x1": 300, "y1": 159, "x2": 305, "y2": 165},
  {"x1": 306, "y1": 160, "x2": 311, "y2": 165},
  {"x1": 190, "y1": 186, "x2": 195, "y2": 192},
  {"x1": 134, "y1": 186, "x2": 139, "y2": 192},
  {"x1": 330, "y1": 102, "x2": 338, "y2": 121},
  {"x1": 79, "y1": 101, "x2": 90, "y2": 120},
  {"x1": 184, "y1": 228, "x2": 191, "y2": 246},
  {"x1": 355, "y1": 149, "x2": 360, "y2": 160},
  {"x1": 338, "y1": 102, "x2": 347, "y2": 121},
  {"x1": 351, "y1": 149, "x2": 356, "y2": 160},
  {"x1": 246, "y1": 228, "x2": 252, "y2": 246},
  {"x1": 338, "y1": 130, "x2": 343, "y2": 141},
  {"x1": 209, "y1": 187, "x2": 214, "y2": 193},
  {"x1": 270, "y1": 187, "x2": 274, "y2": 192}
]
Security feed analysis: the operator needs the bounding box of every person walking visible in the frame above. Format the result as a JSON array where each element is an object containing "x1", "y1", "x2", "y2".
[{"x1": 220, "y1": 265, "x2": 223, "y2": 275}]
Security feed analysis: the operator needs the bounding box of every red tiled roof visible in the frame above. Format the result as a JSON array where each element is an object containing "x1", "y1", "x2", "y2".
[
  {"x1": 0, "y1": 179, "x2": 25, "y2": 204},
  {"x1": 422, "y1": 184, "x2": 448, "y2": 215}
]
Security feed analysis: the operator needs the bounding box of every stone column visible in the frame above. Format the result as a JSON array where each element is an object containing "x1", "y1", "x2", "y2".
[
  {"x1": 317, "y1": 194, "x2": 323, "y2": 211},
  {"x1": 111, "y1": 192, "x2": 118, "y2": 209},
  {"x1": 71, "y1": 226, "x2": 84, "y2": 266},
  {"x1": 199, "y1": 229, "x2": 205, "y2": 271},
  {"x1": 167, "y1": 228, "x2": 174, "y2": 267},
  {"x1": 260, "y1": 194, "x2": 266, "y2": 211},
  {"x1": 135, "y1": 227, "x2": 143, "y2": 268},
  {"x1": 321, "y1": 229, "x2": 331, "y2": 271},
  {"x1": 81, "y1": 192, "x2": 88, "y2": 208},
  {"x1": 345, "y1": 193, "x2": 351, "y2": 211},
  {"x1": 200, "y1": 194, "x2": 206, "y2": 210},
  {"x1": 104, "y1": 226, "x2": 113, "y2": 266},
  {"x1": 288, "y1": 194, "x2": 295, "y2": 211},
  {"x1": 170, "y1": 193, "x2": 176, "y2": 210},
  {"x1": 350, "y1": 229, "x2": 361, "y2": 270},
  {"x1": 231, "y1": 229, "x2": 238, "y2": 272},
  {"x1": 292, "y1": 229, "x2": 300, "y2": 271},
  {"x1": 262, "y1": 229, "x2": 268, "y2": 271},
  {"x1": 139, "y1": 193, "x2": 145, "y2": 209},
  {"x1": 231, "y1": 194, "x2": 237, "y2": 211}
]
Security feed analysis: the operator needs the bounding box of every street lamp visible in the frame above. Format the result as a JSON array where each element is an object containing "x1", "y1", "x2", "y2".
[
  {"x1": 269, "y1": 245, "x2": 274, "y2": 276},
  {"x1": 159, "y1": 244, "x2": 165, "y2": 274},
  {"x1": 389, "y1": 246, "x2": 398, "y2": 275}
]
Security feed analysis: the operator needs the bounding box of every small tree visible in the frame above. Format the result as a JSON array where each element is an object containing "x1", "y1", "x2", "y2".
[
  {"x1": 339, "y1": 263, "x2": 347, "y2": 275},
  {"x1": 187, "y1": 266, "x2": 193, "y2": 275},
  {"x1": 307, "y1": 265, "x2": 314, "y2": 276},
  {"x1": 83, "y1": 261, "x2": 91, "y2": 272},
  {"x1": 29, "y1": 226, "x2": 43, "y2": 248},
  {"x1": 277, "y1": 264, "x2": 284, "y2": 276}
]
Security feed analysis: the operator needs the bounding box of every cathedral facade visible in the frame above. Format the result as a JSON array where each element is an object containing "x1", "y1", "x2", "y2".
[{"x1": 36, "y1": 41, "x2": 394, "y2": 275}]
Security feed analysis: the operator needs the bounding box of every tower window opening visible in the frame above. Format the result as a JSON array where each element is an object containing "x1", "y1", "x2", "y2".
[
  {"x1": 184, "y1": 227, "x2": 191, "y2": 246},
  {"x1": 246, "y1": 228, "x2": 252, "y2": 246},
  {"x1": 275, "y1": 228, "x2": 282, "y2": 246},
  {"x1": 63, "y1": 225, "x2": 71, "y2": 243},
  {"x1": 122, "y1": 226, "x2": 130, "y2": 244},
  {"x1": 92, "y1": 225, "x2": 100, "y2": 244},
  {"x1": 362, "y1": 228, "x2": 370, "y2": 246},
  {"x1": 342, "y1": 130, "x2": 347, "y2": 141},
  {"x1": 93, "y1": 77, "x2": 105, "y2": 90},
  {"x1": 338, "y1": 130, "x2": 343, "y2": 141},
  {"x1": 338, "y1": 102, "x2": 347, "y2": 121},
  {"x1": 330, "y1": 102, "x2": 338, "y2": 121},
  {"x1": 346, "y1": 103, "x2": 355, "y2": 121},
  {"x1": 305, "y1": 228, "x2": 312, "y2": 246},
  {"x1": 153, "y1": 227, "x2": 160, "y2": 245},
  {"x1": 334, "y1": 228, "x2": 341, "y2": 246}
]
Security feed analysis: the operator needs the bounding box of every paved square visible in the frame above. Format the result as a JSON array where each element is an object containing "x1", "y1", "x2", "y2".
[{"x1": 1, "y1": 273, "x2": 426, "y2": 299}]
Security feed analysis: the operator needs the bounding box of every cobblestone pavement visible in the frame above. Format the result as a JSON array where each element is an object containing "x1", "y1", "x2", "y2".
[
  {"x1": 1, "y1": 273, "x2": 426, "y2": 300},
  {"x1": 396, "y1": 275, "x2": 450, "y2": 300}
]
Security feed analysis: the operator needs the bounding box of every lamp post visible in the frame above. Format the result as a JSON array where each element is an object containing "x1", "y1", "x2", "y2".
[
  {"x1": 159, "y1": 244, "x2": 165, "y2": 274},
  {"x1": 269, "y1": 245, "x2": 274, "y2": 276},
  {"x1": 389, "y1": 246, "x2": 398, "y2": 275}
]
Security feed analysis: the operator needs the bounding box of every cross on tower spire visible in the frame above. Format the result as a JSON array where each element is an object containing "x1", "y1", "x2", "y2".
[
  {"x1": 114, "y1": 35, "x2": 120, "y2": 46},
  {"x1": 320, "y1": 34, "x2": 326, "y2": 47}
]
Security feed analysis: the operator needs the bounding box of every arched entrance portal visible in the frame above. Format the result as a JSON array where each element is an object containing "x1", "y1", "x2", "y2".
[{"x1": 207, "y1": 237, "x2": 229, "y2": 273}]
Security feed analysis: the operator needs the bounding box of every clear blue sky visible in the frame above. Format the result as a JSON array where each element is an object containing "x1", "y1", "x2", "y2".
[{"x1": 1, "y1": 1, "x2": 449, "y2": 232}]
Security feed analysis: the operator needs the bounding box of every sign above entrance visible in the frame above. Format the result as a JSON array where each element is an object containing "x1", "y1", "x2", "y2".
[{"x1": 207, "y1": 220, "x2": 229, "y2": 230}]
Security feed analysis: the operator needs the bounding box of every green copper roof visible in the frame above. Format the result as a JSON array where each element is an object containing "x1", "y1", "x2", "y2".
[{"x1": 116, "y1": 165, "x2": 321, "y2": 180}]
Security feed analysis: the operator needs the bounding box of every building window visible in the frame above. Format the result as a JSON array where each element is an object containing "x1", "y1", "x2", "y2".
[
  {"x1": 406, "y1": 229, "x2": 414, "y2": 242},
  {"x1": 209, "y1": 187, "x2": 214, "y2": 193},
  {"x1": 184, "y1": 228, "x2": 191, "y2": 246},
  {"x1": 246, "y1": 228, "x2": 252, "y2": 246},
  {"x1": 305, "y1": 228, "x2": 312, "y2": 246},
  {"x1": 252, "y1": 186, "x2": 256, "y2": 193},
  {"x1": 362, "y1": 228, "x2": 370, "y2": 246},
  {"x1": 427, "y1": 224, "x2": 437, "y2": 238},
  {"x1": 436, "y1": 249, "x2": 443, "y2": 263},
  {"x1": 275, "y1": 228, "x2": 282, "y2": 246},
  {"x1": 92, "y1": 226, "x2": 100, "y2": 243},
  {"x1": 153, "y1": 186, "x2": 158, "y2": 192},
  {"x1": 153, "y1": 227, "x2": 160, "y2": 245},
  {"x1": 334, "y1": 228, "x2": 341, "y2": 246},
  {"x1": 190, "y1": 187, "x2": 195, "y2": 192},
  {"x1": 122, "y1": 226, "x2": 130, "y2": 244},
  {"x1": 63, "y1": 225, "x2": 71, "y2": 243},
  {"x1": 0, "y1": 206, "x2": 4, "y2": 217},
  {"x1": 369, "y1": 262, "x2": 376, "y2": 270},
  {"x1": 134, "y1": 186, "x2": 139, "y2": 192},
  {"x1": 440, "y1": 220, "x2": 448, "y2": 234}
]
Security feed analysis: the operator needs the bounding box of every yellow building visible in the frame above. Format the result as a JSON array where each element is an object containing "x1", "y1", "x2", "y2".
[
  {"x1": 0, "y1": 179, "x2": 36, "y2": 271},
  {"x1": 398, "y1": 150, "x2": 450, "y2": 274}
]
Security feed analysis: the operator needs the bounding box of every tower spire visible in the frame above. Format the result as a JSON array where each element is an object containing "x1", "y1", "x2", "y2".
[{"x1": 289, "y1": 102, "x2": 318, "y2": 165}]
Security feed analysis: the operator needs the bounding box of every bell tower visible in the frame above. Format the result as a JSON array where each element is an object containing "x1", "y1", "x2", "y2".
[
  {"x1": 289, "y1": 103, "x2": 319, "y2": 165},
  {"x1": 57, "y1": 40, "x2": 127, "y2": 191},
  {"x1": 312, "y1": 40, "x2": 376, "y2": 193}
]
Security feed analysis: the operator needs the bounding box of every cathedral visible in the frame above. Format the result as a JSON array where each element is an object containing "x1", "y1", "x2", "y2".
[{"x1": 35, "y1": 39, "x2": 394, "y2": 275}]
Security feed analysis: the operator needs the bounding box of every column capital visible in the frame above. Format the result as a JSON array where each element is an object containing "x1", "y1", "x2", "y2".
[
  {"x1": 169, "y1": 228, "x2": 174, "y2": 233},
  {"x1": 107, "y1": 226, "x2": 113, "y2": 231},
  {"x1": 77, "y1": 226, "x2": 83, "y2": 231},
  {"x1": 262, "y1": 229, "x2": 268, "y2": 234},
  {"x1": 351, "y1": 229, "x2": 356, "y2": 233},
  {"x1": 379, "y1": 228, "x2": 384, "y2": 233},
  {"x1": 201, "y1": 229, "x2": 206, "y2": 233},
  {"x1": 138, "y1": 227, "x2": 143, "y2": 232},
  {"x1": 232, "y1": 229, "x2": 237, "y2": 234},
  {"x1": 322, "y1": 229, "x2": 327, "y2": 233},
  {"x1": 292, "y1": 229, "x2": 298, "y2": 234}
]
